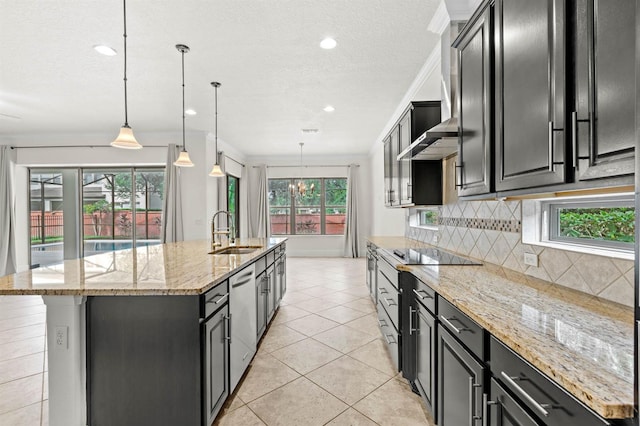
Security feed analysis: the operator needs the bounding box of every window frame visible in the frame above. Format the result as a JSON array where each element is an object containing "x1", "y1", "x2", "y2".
[
  {"x1": 227, "y1": 174, "x2": 240, "y2": 238},
  {"x1": 268, "y1": 177, "x2": 347, "y2": 236},
  {"x1": 522, "y1": 193, "x2": 634, "y2": 260}
]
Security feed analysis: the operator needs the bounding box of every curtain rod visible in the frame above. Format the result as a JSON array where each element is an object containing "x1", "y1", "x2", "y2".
[
  {"x1": 10, "y1": 144, "x2": 176, "y2": 149},
  {"x1": 252, "y1": 164, "x2": 359, "y2": 168},
  {"x1": 220, "y1": 152, "x2": 245, "y2": 168}
]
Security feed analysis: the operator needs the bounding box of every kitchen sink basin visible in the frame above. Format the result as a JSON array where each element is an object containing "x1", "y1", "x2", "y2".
[{"x1": 209, "y1": 246, "x2": 262, "y2": 255}]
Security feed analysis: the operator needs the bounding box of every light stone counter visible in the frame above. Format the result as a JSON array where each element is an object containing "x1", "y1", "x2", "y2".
[
  {"x1": 0, "y1": 238, "x2": 286, "y2": 296},
  {"x1": 368, "y1": 236, "x2": 633, "y2": 419}
]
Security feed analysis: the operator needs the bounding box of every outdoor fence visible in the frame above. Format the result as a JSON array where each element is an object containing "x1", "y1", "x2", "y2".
[
  {"x1": 31, "y1": 211, "x2": 163, "y2": 243},
  {"x1": 270, "y1": 213, "x2": 346, "y2": 235}
]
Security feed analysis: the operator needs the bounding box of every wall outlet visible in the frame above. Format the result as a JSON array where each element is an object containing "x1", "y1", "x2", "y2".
[
  {"x1": 523, "y1": 253, "x2": 539, "y2": 267},
  {"x1": 54, "y1": 326, "x2": 68, "y2": 350},
  {"x1": 433, "y1": 235, "x2": 440, "y2": 243}
]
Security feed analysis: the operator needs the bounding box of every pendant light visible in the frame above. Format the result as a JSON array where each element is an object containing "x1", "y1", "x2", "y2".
[
  {"x1": 111, "y1": 0, "x2": 142, "y2": 149},
  {"x1": 209, "y1": 82, "x2": 225, "y2": 177},
  {"x1": 174, "y1": 44, "x2": 194, "y2": 167},
  {"x1": 289, "y1": 142, "x2": 314, "y2": 197}
]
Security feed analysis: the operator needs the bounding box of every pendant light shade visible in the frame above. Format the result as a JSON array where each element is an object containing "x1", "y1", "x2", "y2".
[
  {"x1": 209, "y1": 163, "x2": 224, "y2": 177},
  {"x1": 174, "y1": 150, "x2": 194, "y2": 167},
  {"x1": 208, "y1": 81, "x2": 224, "y2": 177},
  {"x1": 111, "y1": 0, "x2": 142, "y2": 149},
  {"x1": 174, "y1": 44, "x2": 194, "y2": 167},
  {"x1": 112, "y1": 126, "x2": 141, "y2": 149}
]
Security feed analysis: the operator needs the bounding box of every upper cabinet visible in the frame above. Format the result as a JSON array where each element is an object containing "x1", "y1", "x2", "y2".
[
  {"x1": 572, "y1": 0, "x2": 635, "y2": 181},
  {"x1": 383, "y1": 101, "x2": 443, "y2": 208},
  {"x1": 454, "y1": 3, "x2": 493, "y2": 196},
  {"x1": 494, "y1": 0, "x2": 567, "y2": 191}
]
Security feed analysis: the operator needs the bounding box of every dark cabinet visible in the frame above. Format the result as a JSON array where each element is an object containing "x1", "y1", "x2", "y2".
[
  {"x1": 414, "y1": 300, "x2": 437, "y2": 415},
  {"x1": 383, "y1": 131, "x2": 400, "y2": 206},
  {"x1": 203, "y1": 305, "x2": 230, "y2": 426},
  {"x1": 267, "y1": 264, "x2": 276, "y2": 322},
  {"x1": 276, "y1": 254, "x2": 286, "y2": 303},
  {"x1": 256, "y1": 271, "x2": 267, "y2": 340},
  {"x1": 366, "y1": 243, "x2": 378, "y2": 303},
  {"x1": 454, "y1": 2, "x2": 493, "y2": 196},
  {"x1": 382, "y1": 101, "x2": 442, "y2": 207},
  {"x1": 437, "y1": 324, "x2": 486, "y2": 426},
  {"x1": 487, "y1": 378, "x2": 541, "y2": 426},
  {"x1": 572, "y1": 0, "x2": 635, "y2": 181},
  {"x1": 495, "y1": 0, "x2": 567, "y2": 191}
]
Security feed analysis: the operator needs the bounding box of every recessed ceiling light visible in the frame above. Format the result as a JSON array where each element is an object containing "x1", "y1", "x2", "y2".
[
  {"x1": 185, "y1": 109, "x2": 197, "y2": 116},
  {"x1": 93, "y1": 45, "x2": 117, "y2": 56},
  {"x1": 320, "y1": 38, "x2": 337, "y2": 49},
  {"x1": 323, "y1": 105, "x2": 335, "y2": 112}
]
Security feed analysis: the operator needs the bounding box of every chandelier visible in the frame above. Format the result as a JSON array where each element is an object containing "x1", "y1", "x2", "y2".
[{"x1": 289, "y1": 142, "x2": 315, "y2": 197}]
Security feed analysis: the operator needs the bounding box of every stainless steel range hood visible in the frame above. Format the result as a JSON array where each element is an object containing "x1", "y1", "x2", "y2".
[{"x1": 398, "y1": 21, "x2": 465, "y2": 161}]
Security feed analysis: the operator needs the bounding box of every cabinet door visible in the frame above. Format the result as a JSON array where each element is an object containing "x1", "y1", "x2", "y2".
[
  {"x1": 457, "y1": 4, "x2": 493, "y2": 196},
  {"x1": 267, "y1": 266, "x2": 276, "y2": 322},
  {"x1": 383, "y1": 136, "x2": 392, "y2": 207},
  {"x1": 399, "y1": 111, "x2": 413, "y2": 205},
  {"x1": 204, "y1": 306, "x2": 229, "y2": 426},
  {"x1": 275, "y1": 258, "x2": 283, "y2": 306},
  {"x1": 256, "y1": 273, "x2": 267, "y2": 339},
  {"x1": 437, "y1": 325, "x2": 486, "y2": 426},
  {"x1": 572, "y1": 0, "x2": 635, "y2": 180},
  {"x1": 415, "y1": 304, "x2": 436, "y2": 415},
  {"x1": 488, "y1": 378, "x2": 541, "y2": 426},
  {"x1": 495, "y1": 0, "x2": 567, "y2": 191},
  {"x1": 390, "y1": 128, "x2": 400, "y2": 205}
]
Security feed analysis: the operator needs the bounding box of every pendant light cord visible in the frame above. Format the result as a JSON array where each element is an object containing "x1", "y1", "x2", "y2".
[
  {"x1": 215, "y1": 83, "x2": 218, "y2": 161},
  {"x1": 122, "y1": 0, "x2": 129, "y2": 127},
  {"x1": 181, "y1": 50, "x2": 186, "y2": 151}
]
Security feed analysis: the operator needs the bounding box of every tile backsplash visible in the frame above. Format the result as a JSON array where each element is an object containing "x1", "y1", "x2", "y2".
[{"x1": 406, "y1": 198, "x2": 634, "y2": 307}]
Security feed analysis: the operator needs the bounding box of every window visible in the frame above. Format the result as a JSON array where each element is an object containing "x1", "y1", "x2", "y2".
[
  {"x1": 82, "y1": 168, "x2": 164, "y2": 255},
  {"x1": 522, "y1": 193, "x2": 634, "y2": 258},
  {"x1": 227, "y1": 175, "x2": 240, "y2": 238},
  {"x1": 418, "y1": 208, "x2": 439, "y2": 227},
  {"x1": 268, "y1": 178, "x2": 347, "y2": 235},
  {"x1": 29, "y1": 170, "x2": 65, "y2": 267}
]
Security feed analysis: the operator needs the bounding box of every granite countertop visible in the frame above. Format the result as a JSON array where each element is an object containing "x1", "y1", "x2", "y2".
[
  {"x1": 368, "y1": 236, "x2": 634, "y2": 419},
  {"x1": 0, "y1": 238, "x2": 287, "y2": 296}
]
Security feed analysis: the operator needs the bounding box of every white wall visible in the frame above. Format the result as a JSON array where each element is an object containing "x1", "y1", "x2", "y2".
[{"x1": 246, "y1": 154, "x2": 371, "y2": 257}]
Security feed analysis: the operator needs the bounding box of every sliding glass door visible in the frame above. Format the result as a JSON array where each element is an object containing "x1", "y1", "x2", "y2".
[{"x1": 29, "y1": 171, "x2": 64, "y2": 267}]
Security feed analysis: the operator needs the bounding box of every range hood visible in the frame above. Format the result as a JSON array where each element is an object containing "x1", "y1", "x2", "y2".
[{"x1": 398, "y1": 21, "x2": 465, "y2": 161}]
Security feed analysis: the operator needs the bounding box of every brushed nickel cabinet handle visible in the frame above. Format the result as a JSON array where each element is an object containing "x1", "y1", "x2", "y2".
[
  {"x1": 500, "y1": 371, "x2": 552, "y2": 417},
  {"x1": 440, "y1": 316, "x2": 470, "y2": 334}
]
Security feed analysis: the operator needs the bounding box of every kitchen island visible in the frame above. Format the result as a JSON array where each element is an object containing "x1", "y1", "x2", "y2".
[{"x1": 0, "y1": 238, "x2": 287, "y2": 426}]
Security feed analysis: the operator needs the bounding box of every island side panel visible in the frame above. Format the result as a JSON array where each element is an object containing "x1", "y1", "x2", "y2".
[{"x1": 87, "y1": 295, "x2": 201, "y2": 426}]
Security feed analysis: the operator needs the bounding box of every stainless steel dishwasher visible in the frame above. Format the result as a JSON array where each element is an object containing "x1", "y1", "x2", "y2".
[{"x1": 229, "y1": 263, "x2": 257, "y2": 392}]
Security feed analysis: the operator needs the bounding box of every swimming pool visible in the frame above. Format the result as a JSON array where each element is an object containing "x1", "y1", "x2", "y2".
[{"x1": 30, "y1": 240, "x2": 161, "y2": 268}]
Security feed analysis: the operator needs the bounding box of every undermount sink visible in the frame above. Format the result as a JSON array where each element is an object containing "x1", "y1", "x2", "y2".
[{"x1": 209, "y1": 246, "x2": 262, "y2": 255}]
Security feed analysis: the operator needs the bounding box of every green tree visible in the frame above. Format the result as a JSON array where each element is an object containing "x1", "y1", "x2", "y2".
[{"x1": 84, "y1": 200, "x2": 111, "y2": 237}]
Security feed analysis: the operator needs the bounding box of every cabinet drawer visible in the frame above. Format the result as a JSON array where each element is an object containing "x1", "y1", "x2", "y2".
[
  {"x1": 255, "y1": 256, "x2": 267, "y2": 276},
  {"x1": 377, "y1": 298, "x2": 399, "y2": 372},
  {"x1": 202, "y1": 280, "x2": 229, "y2": 319},
  {"x1": 377, "y1": 254, "x2": 399, "y2": 290},
  {"x1": 267, "y1": 250, "x2": 276, "y2": 266},
  {"x1": 413, "y1": 278, "x2": 436, "y2": 315},
  {"x1": 490, "y1": 337, "x2": 610, "y2": 425},
  {"x1": 377, "y1": 272, "x2": 399, "y2": 330},
  {"x1": 438, "y1": 296, "x2": 484, "y2": 359}
]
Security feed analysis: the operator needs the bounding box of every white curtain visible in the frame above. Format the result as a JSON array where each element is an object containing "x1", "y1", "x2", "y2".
[
  {"x1": 161, "y1": 144, "x2": 184, "y2": 243},
  {"x1": 216, "y1": 152, "x2": 228, "y2": 229},
  {"x1": 0, "y1": 146, "x2": 16, "y2": 276},
  {"x1": 344, "y1": 164, "x2": 360, "y2": 257},
  {"x1": 248, "y1": 165, "x2": 270, "y2": 238}
]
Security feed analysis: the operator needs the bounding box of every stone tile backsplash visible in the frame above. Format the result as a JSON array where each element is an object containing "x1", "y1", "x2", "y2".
[{"x1": 406, "y1": 200, "x2": 634, "y2": 307}]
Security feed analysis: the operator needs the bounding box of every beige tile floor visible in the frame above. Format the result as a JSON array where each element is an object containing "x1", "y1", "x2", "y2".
[
  {"x1": 0, "y1": 258, "x2": 434, "y2": 426},
  {"x1": 217, "y1": 257, "x2": 435, "y2": 426}
]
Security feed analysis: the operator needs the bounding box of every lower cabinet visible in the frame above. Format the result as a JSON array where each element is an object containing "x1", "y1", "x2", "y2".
[
  {"x1": 437, "y1": 324, "x2": 486, "y2": 426},
  {"x1": 203, "y1": 305, "x2": 230, "y2": 426},
  {"x1": 487, "y1": 377, "x2": 540, "y2": 426},
  {"x1": 414, "y1": 302, "x2": 436, "y2": 415},
  {"x1": 256, "y1": 270, "x2": 268, "y2": 340},
  {"x1": 267, "y1": 264, "x2": 276, "y2": 322}
]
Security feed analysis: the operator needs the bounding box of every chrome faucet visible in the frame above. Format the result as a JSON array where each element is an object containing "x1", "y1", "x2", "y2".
[{"x1": 211, "y1": 211, "x2": 235, "y2": 249}]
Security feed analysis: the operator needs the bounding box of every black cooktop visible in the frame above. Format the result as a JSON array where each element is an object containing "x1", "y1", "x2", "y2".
[{"x1": 388, "y1": 248, "x2": 481, "y2": 265}]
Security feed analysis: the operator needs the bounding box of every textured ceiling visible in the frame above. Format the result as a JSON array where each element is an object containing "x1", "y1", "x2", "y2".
[{"x1": 0, "y1": 0, "x2": 441, "y2": 156}]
